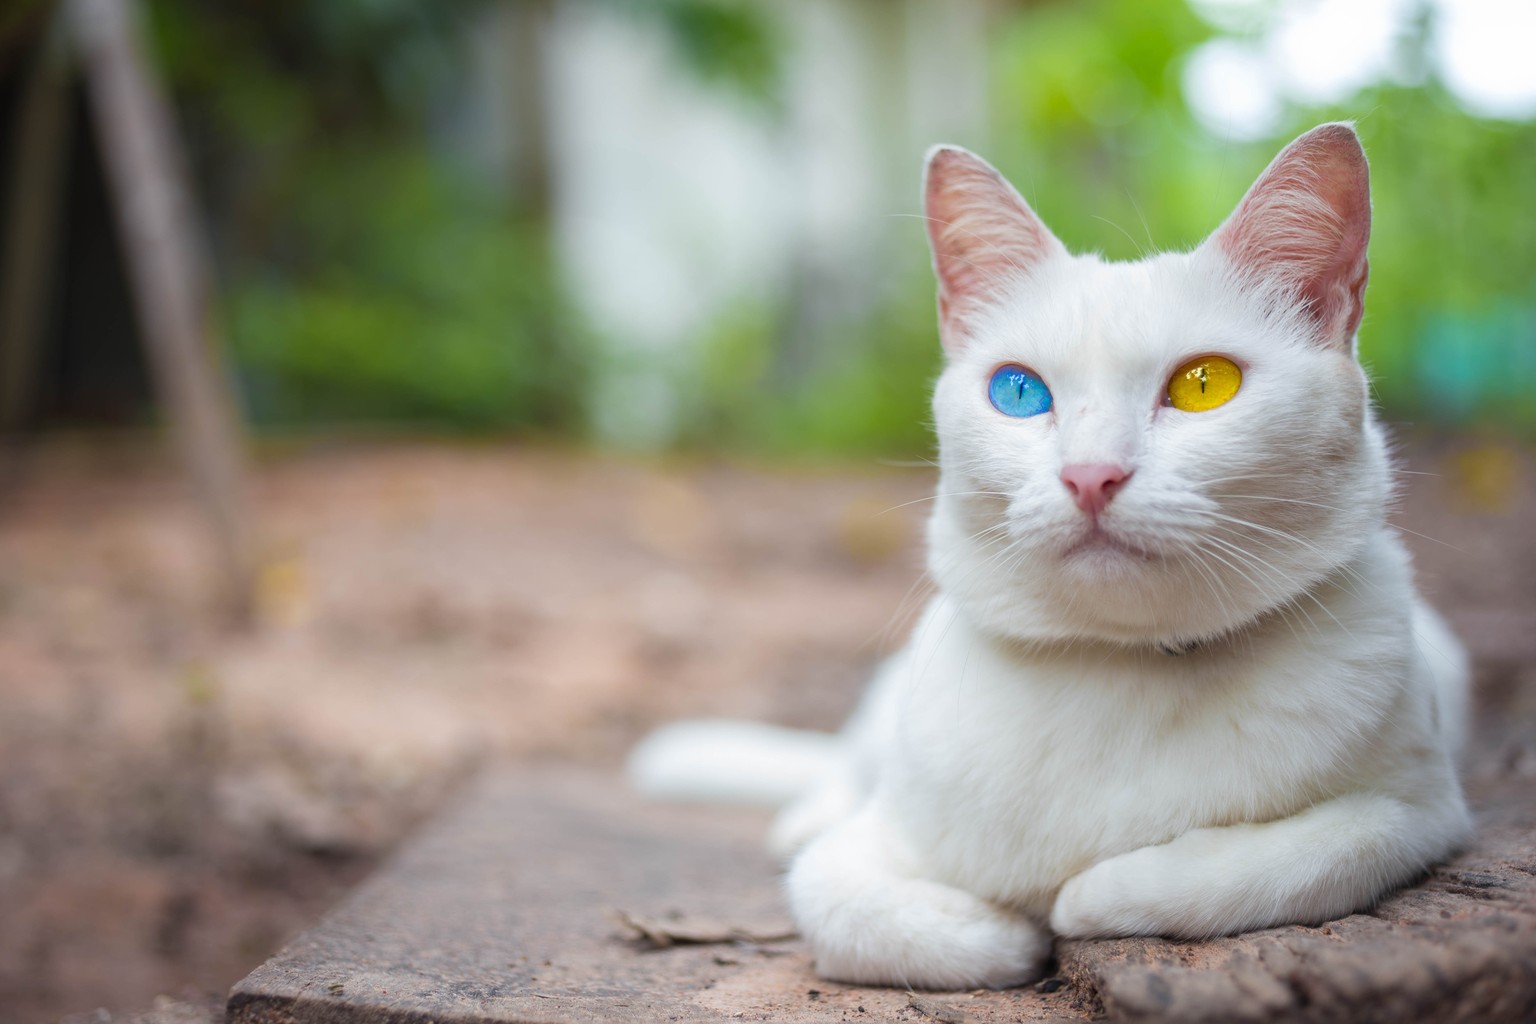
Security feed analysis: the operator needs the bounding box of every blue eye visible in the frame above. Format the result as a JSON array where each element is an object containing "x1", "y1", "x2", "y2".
[{"x1": 988, "y1": 364, "x2": 1052, "y2": 418}]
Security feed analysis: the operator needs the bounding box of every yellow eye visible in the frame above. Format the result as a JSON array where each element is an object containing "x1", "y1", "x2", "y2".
[{"x1": 1167, "y1": 355, "x2": 1242, "y2": 412}]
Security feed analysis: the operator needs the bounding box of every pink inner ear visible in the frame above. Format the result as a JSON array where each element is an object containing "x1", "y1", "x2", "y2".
[
  {"x1": 1211, "y1": 123, "x2": 1372, "y2": 347},
  {"x1": 924, "y1": 147, "x2": 1063, "y2": 352}
]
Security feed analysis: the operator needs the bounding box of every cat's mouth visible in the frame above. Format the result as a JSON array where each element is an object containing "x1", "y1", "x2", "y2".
[{"x1": 1061, "y1": 526, "x2": 1158, "y2": 563}]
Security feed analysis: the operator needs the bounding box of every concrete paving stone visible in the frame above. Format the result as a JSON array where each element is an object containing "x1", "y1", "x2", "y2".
[
  {"x1": 227, "y1": 769, "x2": 1086, "y2": 1023},
  {"x1": 231, "y1": 721, "x2": 1536, "y2": 1024}
]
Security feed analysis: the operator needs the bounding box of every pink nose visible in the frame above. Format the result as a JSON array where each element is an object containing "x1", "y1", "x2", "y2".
[{"x1": 1060, "y1": 463, "x2": 1131, "y2": 517}]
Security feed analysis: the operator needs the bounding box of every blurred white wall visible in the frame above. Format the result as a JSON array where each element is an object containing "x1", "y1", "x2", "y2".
[{"x1": 449, "y1": 0, "x2": 988, "y2": 446}]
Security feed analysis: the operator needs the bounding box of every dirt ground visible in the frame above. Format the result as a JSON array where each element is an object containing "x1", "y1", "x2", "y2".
[{"x1": 0, "y1": 433, "x2": 1532, "y2": 1024}]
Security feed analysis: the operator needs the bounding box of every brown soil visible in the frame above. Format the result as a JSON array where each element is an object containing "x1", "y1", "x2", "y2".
[{"x1": 0, "y1": 433, "x2": 1531, "y2": 1024}]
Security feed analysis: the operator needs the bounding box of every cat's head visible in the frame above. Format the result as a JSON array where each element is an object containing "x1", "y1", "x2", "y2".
[{"x1": 922, "y1": 123, "x2": 1389, "y2": 648}]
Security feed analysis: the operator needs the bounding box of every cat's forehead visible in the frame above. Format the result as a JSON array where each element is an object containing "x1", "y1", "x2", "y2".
[{"x1": 966, "y1": 251, "x2": 1263, "y2": 380}]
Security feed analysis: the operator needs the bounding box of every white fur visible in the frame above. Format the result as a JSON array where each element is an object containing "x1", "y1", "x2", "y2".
[
  {"x1": 632, "y1": 126, "x2": 1472, "y2": 991},
  {"x1": 629, "y1": 720, "x2": 840, "y2": 806}
]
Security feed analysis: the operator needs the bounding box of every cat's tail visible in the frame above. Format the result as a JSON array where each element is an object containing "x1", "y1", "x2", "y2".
[{"x1": 627, "y1": 719, "x2": 839, "y2": 806}]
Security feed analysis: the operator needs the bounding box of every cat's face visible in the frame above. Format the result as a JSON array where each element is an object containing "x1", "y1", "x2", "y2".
[{"x1": 923, "y1": 125, "x2": 1389, "y2": 647}]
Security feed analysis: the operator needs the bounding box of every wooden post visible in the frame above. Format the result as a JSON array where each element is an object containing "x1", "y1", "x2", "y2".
[
  {"x1": 67, "y1": 0, "x2": 255, "y2": 621},
  {"x1": 0, "y1": 8, "x2": 72, "y2": 433}
]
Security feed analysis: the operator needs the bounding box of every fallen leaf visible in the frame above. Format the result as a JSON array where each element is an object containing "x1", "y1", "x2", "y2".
[{"x1": 615, "y1": 910, "x2": 796, "y2": 949}]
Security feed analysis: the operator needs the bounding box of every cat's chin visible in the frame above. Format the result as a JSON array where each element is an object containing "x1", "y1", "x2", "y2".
[
  {"x1": 946, "y1": 540, "x2": 1275, "y2": 651},
  {"x1": 1059, "y1": 526, "x2": 1159, "y2": 566}
]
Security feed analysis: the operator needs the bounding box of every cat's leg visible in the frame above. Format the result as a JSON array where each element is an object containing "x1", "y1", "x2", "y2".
[
  {"x1": 1050, "y1": 788, "x2": 1471, "y2": 939},
  {"x1": 788, "y1": 802, "x2": 1050, "y2": 990},
  {"x1": 772, "y1": 650, "x2": 905, "y2": 856},
  {"x1": 769, "y1": 761, "x2": 861, "y2": 856}
]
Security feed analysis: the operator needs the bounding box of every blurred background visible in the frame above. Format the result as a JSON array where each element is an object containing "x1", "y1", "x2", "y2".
[
  {"x1": 4, "y1": 0, "x2": 1533, "y2": 455},
  {"x1": 0, "y1": 0, "x2": 1532, "y2": 1021}
]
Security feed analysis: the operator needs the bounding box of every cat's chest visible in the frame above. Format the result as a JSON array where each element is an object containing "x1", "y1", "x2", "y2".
[{"x1": 879, "y1": 612, "x2": 1372, "y2": 911}]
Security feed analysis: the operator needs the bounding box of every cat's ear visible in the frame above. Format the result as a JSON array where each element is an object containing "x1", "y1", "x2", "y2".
[
  {"x1": 1206, "y1": 122, "x2": 1371, "y2": 349},
  {"x1": 924, "y1": 146, "x2": 1065, "y2": 353}
]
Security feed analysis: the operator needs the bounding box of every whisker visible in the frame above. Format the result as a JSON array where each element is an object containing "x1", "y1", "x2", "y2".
[
  {"x1": 875, "y1": 456, "x2": 941, "y2": 469},
  {"x1": 1196, "y1": 537, "x2": 1322, "y2": 642},
  {"x1": 1205, "y1": 520, "x2": 1377, "y2": 605},
  {"x1": 874, "y1": 490, "x2": 1010, "y2": 516},
  {"x1": 875, "y1": 519, "x2": 1015, "y2": 653},
  {"x1": 1198, "y1": 512, "x2": 1376, "y2": 599},
  {"x1": 1092, "y1": 214, "x2": 1148, "y2": 260},
  {"x1": 1175, "y1": 545, "x2": 1308, "y2": 646},
  {"x1": 1203, "y1": 533, "x2": 1358, "y2": 643},
  {"x1": 1216, "y1": 494, "x2": 1464, "y2": 553}
]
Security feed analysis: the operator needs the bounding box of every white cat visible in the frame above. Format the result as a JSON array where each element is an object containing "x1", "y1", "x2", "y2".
[{"x1": 629, "y1": 123, "x2": 1471, "y2": 991}]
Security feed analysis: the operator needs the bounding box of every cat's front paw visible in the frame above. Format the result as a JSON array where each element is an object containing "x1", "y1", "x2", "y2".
[
  {"x1": 789, "y1": 807, "x2": 1050, "y2": 989},
  {"x1": 808, "y1": 887, "x2": 1048, "y2": 991},
  {"x1": 1049, "y1": 849, "x2": 1170, "y2": 939}
]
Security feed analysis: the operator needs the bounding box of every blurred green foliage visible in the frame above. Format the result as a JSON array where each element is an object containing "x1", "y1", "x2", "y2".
[
  {"x1": 627, "y1": 0, "x2": 783, "y2": 110},
  {"x1": 228, "y1": 153, "x2": 578, "y2": 430},
  {"x1": 142, "y1": 0, "x2": 1532, "y2": 451},
  {"x1": 146, "y1": 0, "x2": 581, "y2": 433},
  {"x1": 667, "y1": 0, "x2": 1536, "y2": 457},
  {"x1": 676, "y1": 284, "x2": 943, "y2": 459},
  {"x1": 1362, "y1": 89, "x2": 1536, "y2": 428},
  {"x1": 976, "y1": 0, "x2": 1536, "y2": 435},
  {"x1": 144, "y1": 0, "x2": 779, "y2": 437}
]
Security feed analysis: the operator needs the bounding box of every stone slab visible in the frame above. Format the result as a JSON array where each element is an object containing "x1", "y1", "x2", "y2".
[
  {"x1": 226, "y1": 769, "x2": 1084, "y2": 1023},
  {"x1": 231, "y1": 719, "x2": 1536, "y2": 1024},
  {"x1": 1048, "y1": 694, "x2": 1536, "y2": 1024}
]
